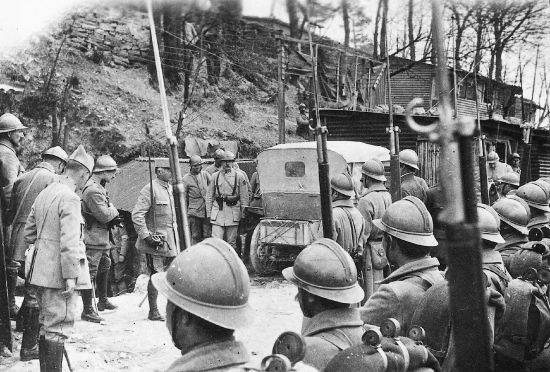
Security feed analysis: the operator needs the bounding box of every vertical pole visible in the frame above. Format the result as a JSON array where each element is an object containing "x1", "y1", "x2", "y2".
[
  {"x1": 474, "y1": 70, "x2": 489, "y2": 204},
  {"x1": 277, "y1": 31, "x2": 286, "y2": 144},
  {"x1": 0, "y1": 194, "x2": 12, "y2": 352},
  {"x1": 336, "y1": 52, "x2": 341, "y2": 104},
  {"x1": 385, "y1": 34, "x2": 401, "y2": 202},
  {"x1": 353, "y1": 56, "x2": 359, "y2": 110}
]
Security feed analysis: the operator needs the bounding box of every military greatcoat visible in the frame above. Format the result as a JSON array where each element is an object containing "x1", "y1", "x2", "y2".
[
  {"x1": 7, "y1": 162, "x2": 58, "y2": 261},
  {"x1": 332, "y1": 199, "x2": 365, "y2": 256},
  {"x1": 495, "y1": 233, "x2": 529, "y2": 271},
  {"x1": 164, "y1": 339, "x2": 249, "y2": 372},
  {"x1": 81, "y1": 179, "x2": 119, "y2": 250},
  {"x1": 300, "y1": 308, "x2": 364, "y2": 371},
  {"x1": 183, "y1": 170, "x2": 211, "y2": 219},
  {"x1": 361, "y1": 257, "x2": 443, "y2": 335},
  {"x1": 0, "y1": 137, "x2": 24, "y2": 206},
  {"x1": 206, "y1": 169, "x2": 249, "y2": 227},
  {"x1": 401, "y1": 172, "x2": 429, "y2": 204},
  {"x1": 357, "y1": 184, "x2": 392, "y2": 241},
  {"x1": 132, "y1": 178, "x2": 179, "y2": 257}
]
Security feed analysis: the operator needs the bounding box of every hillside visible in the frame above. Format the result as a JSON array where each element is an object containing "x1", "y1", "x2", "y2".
[{"x1": 0, "y1": 4, "x2": 305, "y2": 168}]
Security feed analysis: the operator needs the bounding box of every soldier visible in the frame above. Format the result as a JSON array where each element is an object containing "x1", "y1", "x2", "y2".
[
  {"x1": 360, "y1": 196, "x2": 443, "y2": 335},
  {"x1": 183, "y1": 155, "x2": 211, "y2": 245},
  {"x1": 357, "y1": 159, "x2": 392, "y2": 299},
  {"x1": 206, "y1": 151, "x2": 249, "y2": 251},
  {"x1": 493, "y1": 197, "x2": 530, "y2": 270},
  {"x1": 24, "y1": 145, "x2": 93, "y2": 372},
  {"x1": 498, "y1": 172, "x2": 520, "y2": 198},
  {"x1": 151, "y1": 238, "x2": 253, "y2": 371},
  {"x1": 515, "y1": 181, "x2": 550, "y2": 230},
  {"x1": 81, "y1": 155, "x2": 121, "y2": 322},
  {"x1": 296, "y1": 103, "x2": 310, "y2": 140},
  {"x1": 399, "y1": 149, "x2": 429, "y2": 204},
  {"x1": 330, "y1": 173, "x2": 365, "y2": 256},
  {"x1": 204, "y1": 148, "x2": 225, "y2": 176},
  {"x1": 510, "y1": 152, "x2": 521, "y2": 174},
  {"x1": 5, "y1": 146, "x2": 68, "y2": 360},
  {"x1": 132, "y1": 160, "x2": 179, "y2": 321},
  {"x1": 486, "y1": 151, "x2": 513, "y2": 183},
  {"x1": 280, "y1": 238, "x2": 365, "y2": 370},
  {"x1": 0, "y1": 113, "x2": 26, "y2": 320}
]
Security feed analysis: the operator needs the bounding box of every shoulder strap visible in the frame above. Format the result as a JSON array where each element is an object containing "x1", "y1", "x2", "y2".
[
  {"x1": 317, "y1": 328, "x2": 355, "y2": 351},
  {"x1": 341, "y1": 207, "x2": 359, "y2": 251},
  {"x1": 215, "y1": 173, "x2": 221, "y2": 197},
  {"x1": 400, "y1": 273, "x2": 437, "y2": 291},
  {"x1": 232, "y1": 172, "x2": 238, "y2": 195},
  {"x1": 27, "y1": 192, "x2": 58, "y2": 281},
  {"x1": 12, "y1": 170, "x2": 43, "y2": 223}
]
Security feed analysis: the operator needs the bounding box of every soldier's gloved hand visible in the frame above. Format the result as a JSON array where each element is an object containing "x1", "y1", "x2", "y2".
[{"x1": 108, "y1": 215, "x2": 124, "y2": 228}]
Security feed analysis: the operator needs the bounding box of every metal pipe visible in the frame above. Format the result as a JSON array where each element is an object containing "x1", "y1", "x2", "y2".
[
  {"x1": 147, "y1": 0, "x2": 191, "y2": 250},
  {"x1": 385, "y1": 32, "x2": 401, "y2": 202}
]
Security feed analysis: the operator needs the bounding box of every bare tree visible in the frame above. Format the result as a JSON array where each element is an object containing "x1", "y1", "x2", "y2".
[
  {"x1": 447, "y1": 0, "x2": 474, "y2": 70},
  {"x1": 373, "y1": 0, "x2": 382, "y2": 59},
  {"x1": 379, "y1": 0, "x2": 389, "y2": 58},
  {"x1": 408, "y1": 0, "x2": 415, "y2": 60}
]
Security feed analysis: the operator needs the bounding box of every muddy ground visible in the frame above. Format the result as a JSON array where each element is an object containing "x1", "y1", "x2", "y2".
[{"x1": 3, "y1": 274, "x2": 302, "y2": 371}]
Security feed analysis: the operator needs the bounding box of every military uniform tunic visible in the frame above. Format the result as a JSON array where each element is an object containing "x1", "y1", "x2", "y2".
[
  {"x1": 361, "y1": 257, "x2": 443, "y2": 335},
  {"x1": 332, "y1": 199, "x2": 365, "y2": 256},
  {"x1": 7, "y1": 162, "x2": 58, "y2": 261},
  {"x1": 183, "y1": 170, "x2": 211, "y2": 244},
  {"x1": 0, "y1": 137, "x2": 24, "y2": 206},
  {"x1": 164, "y1": 339, "x2": 249, "y2": 372},
  {"x1": 401, "y1": 172, "x2": 429, "y2": 204},
  {"x1": 301, "y1": 308, "x2": 364, "y2": 371},
  {"x1": 132, "y1": 178, "x2": 179, "y2": 257},
  {"x1": 495, "y1": 233, "x2": 529, "y2": 271}
]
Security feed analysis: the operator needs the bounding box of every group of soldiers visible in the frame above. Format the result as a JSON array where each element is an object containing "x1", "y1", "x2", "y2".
[{"x1": 2, "y1": 106, "x2": 550, "y2": 372}]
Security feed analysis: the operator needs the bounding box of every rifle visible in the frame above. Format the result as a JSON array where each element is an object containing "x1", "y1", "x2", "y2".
[
  {"x1": 147, "y1": 0, "x2": 191, "y2": 251},
  {"x1": 405, "y1": 1, "x2": 492, "y2": 370},
  {"x1": 384, "y1": 34, "x2": 402, "y2": 202},
  {"x1": 307, "y1": 18, "x2": 333, "y2": 240}
]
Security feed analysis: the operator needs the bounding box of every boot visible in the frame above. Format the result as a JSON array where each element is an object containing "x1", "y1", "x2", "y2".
[
  {"x1": 7, "y1": 266, "x2": 19, "y2": 320},
  {"x1": 39, "y1": 336, "x2": 46, "y2": 372},
  {"x1": 44, "y1": 339, "x2": 64, "y2": 372},
  {"x1": 147, "y1": 279, "x2": 164, "y2": 321},
  {"x1": 15, "y1": 302, "x2": 28, "y2": 332},
  {"x1": 20, "y1": 307, "x2": 40, "y2": 361},
  {"x1": 80, "y1": 289, "x2": 103, "y2": 323},
  {"x1": 96, "y1": 270, "x2": 117, "y2": 311}
]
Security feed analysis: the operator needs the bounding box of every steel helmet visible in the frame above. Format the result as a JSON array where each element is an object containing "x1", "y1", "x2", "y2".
[
  {"x1": 299, "y1": 103, "x2": 306, "y2": 109},
  {"x1": 221, "y1": 150, "x2": 236, "y2": 162},
  {"x1": 373, "y1": 196, "x2": 438, "y2": 247},
  {"x1": 516, "y1": 182, "x2": 550, "y2": 213},
  {"x1": 330, "y1": 173, "x2": 355, "y2": 197},
  {"x1": 534, "y1": 179, "x2": 550, "y2": 196},
  {"x1": 189, "y1": 155, "x2": 203, "y2": 166},
  {"x1": 492, "y1": 197, "x2": 530, "y2": 235},
  {"x1": 512, "y1": 153, "x2": 521, "y2": 159},
  {"x1": 93, "y1": 155, "x2": 118, "y2": 173},
  {"x1": 282, "y1": 238, "x2": 364, "y2": 304},
  {"x1": 399, "y1": 149, "x2": 419, "y2": 170},
  {"x1": 499, "y1": 172, "x2": 520, "y2": 187},
  {"x1": 152, "y1": 237, "x2": 253, "y2": 330},
  {"x1": 477, "y1": 203, "x2": 505, "y2": 244},
  {"x1": 508, "y1": 242, "x2": 548, "y2": 279},
  {"x1": 361, "y1": 159, "x2": 387, "y2": 182},
  {"x1": 213, "y1": 149, "x2": 225, "y2": 160},
  {"x1": 539, "y1": 177, "x2": 550, "y2": 186},
  {"x1": 42, "y1": 146, "x2": 68, "y2": 163},
  {"x1": 487, "y1": 151, "x2": 500, "y2": 164},
  {"x1": 0, "y1": 113, "x2": 27, "y2": 133},
  {"x1": 68, "y1": 145, "x2": 94, "y2": 173}
]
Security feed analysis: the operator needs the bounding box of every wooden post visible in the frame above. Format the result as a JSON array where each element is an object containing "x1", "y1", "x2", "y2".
[
  {"x1": 336, "y1": 52, "x2": 341, "y2": 104},
  {"x1": 353, "y1": 56, "x2": 359, "y2": 110},
  {"x1": 277, "y1": 31, "x2": 286, "y2": 144}
]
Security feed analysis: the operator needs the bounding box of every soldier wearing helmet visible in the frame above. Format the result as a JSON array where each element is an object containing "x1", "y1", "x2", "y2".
[
  {"x1": 486, "y1": 151, "x2": 513, "y2": 183},
  {"x1": 399, "y1": 149, "x2": 429, "y2": 204},
  {"x1": 204, "y1": 148, "x2": 225, "y2": 175},
  {"x1": 132, "y1": 159, "x2": 179, "y2": 321},
  {"x1": 152, "y1": 238, "x2": 253, "y2": 371},
  {"x1": 357, "y1": 159, "x2": 392, "y2": 300},
  {"x1": 4, "y1": 146, "x2": 67, "y2": 360},
  {"x1": 498, "y1": 172, "x2": 520, "y2": 198},
  {"x1": 24, "y1": 145, "x2": 94, "y2": 372},
  {"x1": 0, "y1": 113, "x2": 26, "y2": 207},
  {"x1": 81, "y1": 154, "x2": 121, "y2": 322},
  {"x1": 494, "y1": 196, "x2": 530, "y2": 270},
  {"x1": 360, "y1": 196, "x2": 443, "y2": 335},
  {"x1": 510, "y1": 152, "x2": 521, "y2": 174},
  {"x1": 516, "y1": 181, "x2": 550, "y2": 230},
  {"x1": 296, "y1": 103, "x2": 310, "y2": 140},
  {"x1": 206, "y1": 151, "x2": 249, "y2": 251},
  {"x1": 279, "y1": 238, "x2": 365, "y2": 370},
  {"x1": 330, "y1": 173, "x2": 365, "y2": 257},
  {"x1": 183, "y1": 155, "x2": 212, "y2": 245}
]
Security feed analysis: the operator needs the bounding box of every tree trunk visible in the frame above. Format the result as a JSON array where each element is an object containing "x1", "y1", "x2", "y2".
[
  {"x1": 474, "y1": 11, "x2": 484, "y2": 75},
  {"x1": 373, "y1": 0, "x2": 383, "y2": 59},
  {"x1": 51, "y1": 102, "x2": 59, "y2": 147},
  {"x1": 286, "y1": 0, "x2": 300, "y2": 39},
  {"x1": 341, "y1": 0, "x2": 350, "y2": 96},
  {"x1": 380, "y1": 0, "x2": 389, "y2": 59},
  {"x1": 453, "y1": 13, "x2": 461, "y2": 70},
  {"x1": 408, "y1": 0, "x2": 415, "y2": 60}
]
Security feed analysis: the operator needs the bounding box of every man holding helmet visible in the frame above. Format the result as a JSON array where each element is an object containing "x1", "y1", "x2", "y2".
[
  {"x1": 6, "y1": 146, "x2": 68, "y2": 360},
  {"x1": 399, "y1": 149, "x2": 429, "y2": 204},
  {"x1": 361, "y1": 196, "x2": 443, "y2": 335},
  {"x1": 132, "y1": 160, "x2": 179, "y2": 321},
  {"x1": 81, "y1": 155, "x2": 121, "y2": 322},
  {"x1": 281, "y1": 238, "x2": 365, "y2": 370},
  {"x1": 206, "y1": 151, "x2": 249, "y2": 251},
  {"x1": 183, "y1": 155, "x2": 211, "y2": 245},
  {"x1": 151, "y1": 237, "x2": 253, "y2": 371}
]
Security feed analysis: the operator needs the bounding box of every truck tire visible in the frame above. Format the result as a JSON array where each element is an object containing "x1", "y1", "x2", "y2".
[{"x1": 249, "y1": 225, "x2": 275, "y2": 275}]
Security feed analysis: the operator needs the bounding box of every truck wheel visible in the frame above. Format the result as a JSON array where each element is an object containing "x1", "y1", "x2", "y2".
[{"x1": 249, "y1": 226, "x2": 275, "y2": 275}]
